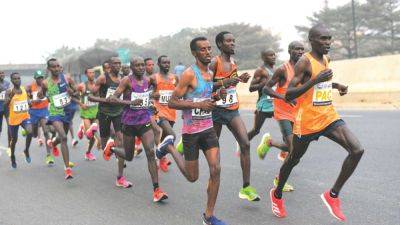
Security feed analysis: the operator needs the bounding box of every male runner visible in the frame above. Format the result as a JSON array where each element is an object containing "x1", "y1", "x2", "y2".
[
  {"x1": 247, "y1": 49, "x2": 287, "y2": 160},
  {"x1": 209, "y1": 31, "x2": 260, "y2": 202},
  {"x1": 4, "y1": 72, "x2": 32, "y2": 168},
  {"x1": 270, "y1": 24, "x2": 364, "y2": 221},
  {"x1": 25, "y1": 70, "x2": 54, "y2": 165},
  {"x1": 76, "y1": 68, "x2": 99, "y2": 161},
  {"x1": 263, "y1": 41, "x2": 304, "y2": 163},
  {"x1": 0, "y1": 70, "x2": 11, "y2": 140},
  {"x1": 104, "y1": 56, "x2": 168, "y2": 202},
  {"x1": 158, "y1": 36, "x2": 227, "y2": 225},
  {"x1": 88, "y1": 57, "x2": 131, "y2": 188},
  {"x1": 150, "y1": 55, "x2": 179, "y2": 172},
  {"x1": 144, "y1": 58, "x2": 155, "y2": 76},
  {"x1": 121, "y1": 64, "x2": 131, "y2": 77},
  {"x1": 40, "y1": 58, "x2": 76, "y2": 179}
]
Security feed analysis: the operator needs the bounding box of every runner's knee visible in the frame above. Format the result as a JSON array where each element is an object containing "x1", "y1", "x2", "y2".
[
  {"x1": 210, "y1": 163, "x2": 221, "y2": 179},
  {"x1": 238, "y1": 140, "x2": 250, "y2": 152},
  {"x1": 350, "y1": 147, "x2": 364, "y2": 159},
  {"x1": 145, "y1": 148, "x2": 156, "y2": 160},
  {"x1": 186, "y1": 172, "x2": 199, "y2": 183}
]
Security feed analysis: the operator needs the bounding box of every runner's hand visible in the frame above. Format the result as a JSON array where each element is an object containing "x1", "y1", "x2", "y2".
[
  {"x1": 285, "y1": 99, "x2": 297, "y2": 107},
  {"x1": 132, "y1": 99, "x2": 143, "y2": 106},
  {"x1": 151, "y1": 92, "x2": 160, "y2": 100},
  {"x1": 225, "y1": 77, "x2": 240, "y2": 86},
  {"x1": 213, "y1": 88, "x2": 227, "y2": 101},
  {"x1": 338, "y1": 84, "x2": 348, "y2": 96},
  {"x1": 80, "y1": 103, "x2": 88, "y2": 110},
  {"x1": 315, "y1": 69, "x2": 333, "y2": 84},
  {"x1": 196, "y1": 99, "x2": 215, "y2": 111},
  {"x1": 238, "y1": 72, "x2": 251, "y2": 83}
]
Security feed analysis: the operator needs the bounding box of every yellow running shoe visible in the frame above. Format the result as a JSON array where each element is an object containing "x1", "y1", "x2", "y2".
[
  {"x1": 273, "y1": 177, "x2": 294, "y2": 192},
  {"x1": 256, "y1": 133, "x2": 271, "y2": 159}
]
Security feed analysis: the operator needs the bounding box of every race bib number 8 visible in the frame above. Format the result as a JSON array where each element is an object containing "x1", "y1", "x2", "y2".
[
  {"x1": 13, "y1": 100, "x2": 29, "y2": 113},
  {"x1": 313, "y1": 81, "x2": 332, "y2": 106},
  {"x1": 192, "y1": 98, "x2": 212, "y2": 120},
  {"x1": 159, "y1": 90, "x2": 173, "y2": 105},
  {"x1": 130, "y1": 91, "x2": 151, "y2": 109},
  {"x1": 216, "y1": 87, "x2": 238, "y2": 107},
  {"x1": 0, "y1": 91, "x2": 6, "y2": 100},
  {"x1": 53, "y1": 92, "x2": 71, "y2": 108}
]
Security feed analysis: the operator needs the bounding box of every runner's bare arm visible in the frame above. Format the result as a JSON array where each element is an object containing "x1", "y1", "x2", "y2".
[
  {"x1": 148, "y1": 75, "x2": 160, "y2": 100},
  {"x1": 249, "y1": 68, "x2": 266, "y2": 92},
  {"x1": 286, "y1": 56, "x2": 331, "y2": 100},
  {"x1": 263, "y1": 66, "x2": 285, "y2": 99},
  {"x1": 109, "y1": 76, "x2": 142, "y2": 106},
  {"x1": 169, "y1": 70, "x2": 215, "y2": 111},
  {"x1": 4, "y1": 89, "x2": 13, "y2": 109},
  {"x1": 332, "y1": 82, "x2": 348, "y2": 96},
  {"x1": 37, "y1": 80, "x2": 47, "y2": 99},
  {"x1": 88, "y1": 75, "x2": 106, "y2": 103}
]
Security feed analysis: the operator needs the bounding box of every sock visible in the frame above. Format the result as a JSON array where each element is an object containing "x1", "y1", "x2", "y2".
[
  {"x1": 153, "y1": 183, "x2": 159, "y2": 191},
  {"x1": 274, "y1": 190, "x2": 282, "y2": 199},
  {"x1": 243, "y1": 182, "x2": 250, "y2": 188},
  {"x1": 330, "y1": 189, "x2": 338, "y2": 198}
]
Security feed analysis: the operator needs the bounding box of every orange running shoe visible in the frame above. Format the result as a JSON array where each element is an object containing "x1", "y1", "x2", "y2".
[
  {"x1": 103, "y1": 139, "x2": 115, "y2": 161},
  {"x1": 153, "y1": 187, "x2": 168, "y2": 202},
  {"x1": 159, "y1": 157, "x2": 169, "y2": 173},
  {"x1": 65, "y1": 167, "x2": 73, "y2": 180}
]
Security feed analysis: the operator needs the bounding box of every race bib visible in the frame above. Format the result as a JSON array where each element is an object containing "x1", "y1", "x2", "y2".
[
  {"x1": 0, "y1": 91, "x2": 6, "y2": 101},
  {"x1": 52, "y1": 92, "x2": 71, "y2": 108},
  {"x1": 130, "y1": 91, "x2": 151, "y2": 109},
  {"x1": 159, "y1": 90, "x2": 173, "y2": 105},
  {"x1": 216, "y1": 87, "x2": 238, "y2": 107},
  {"x1": 13, "y1": 100, "x2": 29, "y2": 113},
  {"x1": 32, "y1": 91, "x2": 46, "y2": 101},
  {"x1": 312, "y1": 81, "x2": 332, "y2": 106},
  {"x1": 192, "y1": 98, "x2": 212, "y2": 120},
  {"x1": 83, "y1": 96, "x2": 98, "y2": 107},
  {"x1": 105, "y1": 88, "x2": 123, "y2": 100}
]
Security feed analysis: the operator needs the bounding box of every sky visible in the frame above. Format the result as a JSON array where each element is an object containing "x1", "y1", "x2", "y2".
[{"x1": 0, "y1": 0, "x2": 351, "y2": 64}]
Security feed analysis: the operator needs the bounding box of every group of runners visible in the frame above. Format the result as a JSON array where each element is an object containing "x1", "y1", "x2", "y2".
[{"x1": 0, "y1": 24, "x2": 364, "y2": 225}]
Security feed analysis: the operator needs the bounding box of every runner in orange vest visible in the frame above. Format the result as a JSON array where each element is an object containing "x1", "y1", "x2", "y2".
[
  {"x1": 4, "y1": 72, "x2": 33, "y2": 168},
  {"x1": 269, "y1": 24, "x2": 364, "y2": 222}
]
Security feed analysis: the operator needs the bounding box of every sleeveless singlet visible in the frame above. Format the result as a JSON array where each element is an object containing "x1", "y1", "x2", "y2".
[
  {"x1": 293, "y1": 52, "x2": 340, "y2": 136},
  {"x1": 274, "y1": 62, "x2": 296, "y2": 122},
  {"x1": 182, "y1": 65, "x2": 213, "y2": 134},
  {"x1": 154, "y1": 73, "x2": 177, "y2": 122},
  {"x1": 99, "y1": 73, "x2": 124, "y2": 117},
  {"x1": 9, "y1": 87, "x2": 30, "y2": 126},
  {"x1": 213, "y1": 56, "x2": 239, "y2": 110}
]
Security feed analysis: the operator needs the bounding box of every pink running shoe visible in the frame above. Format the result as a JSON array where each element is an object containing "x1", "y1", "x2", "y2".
[
  {"x1": 85, "y1": 152, "x2": 96, "y2": 161},
  {"x1": 85, "y1": 123, "x2": 98, "y2": 139},
  {"x1": 116, "y1": 176, "x2": 132, "y2": 188}
]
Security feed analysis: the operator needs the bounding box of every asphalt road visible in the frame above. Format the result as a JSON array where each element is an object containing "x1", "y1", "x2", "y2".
[{"x1": 0, "y1": 110, "x2": 399, "y2": 225}]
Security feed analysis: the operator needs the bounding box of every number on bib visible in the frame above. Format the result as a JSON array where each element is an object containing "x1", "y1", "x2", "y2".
[
  {"x1": 312, "y1": 81, "x2": 332, "y2": 106},
  {"x1": 53, "y1": 92, "x2": 71, "y2": 108},
  {"x1": 192, "y1": 98, "x2": 212, "y2": 120},
  {"x1": 130, "y1": 91, "x2": 151, "y2": 109},
  {"x1": 216, "y1": 87, "x2": 238, "y2": 107},
  {"x1": 159, "y1": 90, "x2": 173, "y2": 105},
  {"x1": 13, "y1": 100, "x2": 29, "y2": 113},
  {"x1": 0, "y1": 91, "x2": 6, "y2": 101}
]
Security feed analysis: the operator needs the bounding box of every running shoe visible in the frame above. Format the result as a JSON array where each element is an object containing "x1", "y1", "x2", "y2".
[
  {"x1": 257, "y1": 133, "x2": 271, "y2": 160},
  {"x1": 116, "y1": 176, "x2": 133, "y2": 188},
  {"x1": 6, "y1": 148, "x2": 11, "y2": 157},
  {"x1": 24, "y1": 151, "x2": 31, "y2": 164},
  {"x1": 156, "y1": 135, "x2": 174, "y2": 159},
  {"x1": 45, "y1": 155, "x2": 55, "y2": 165},
  {"x1": 21, "y1": 128, "x2": 27, "y2": 137},
  {"x1": 37, "y1": 138, "x2": 44, "y2": 146},
  {"x1": 103, "y1": 139, "x2": 115, "y2": 161},
  {"x1": 48, "y1": 138, "x2": 60, "y2": 157},
  {"x1": 153, "y1": 188, "x2": 168, "y2": 202},
  {"x1": 235, "y1": 142, "x2": 242, "y2": 158},
  {"x1": 270, "y1": 188, "x2": 286, "y2": 218},
  {"x1": 52, "y1": 146, "x2": 60, "y2": 157},
  {"x1": 72, "y1": 139, "x2": 79, "y2": 147},
  {"x1": 201, "y1": 214, "x2": 227, "y2": 225},
  {"x1": 85, "y1": 123, "x2": 98, "y2": 139},
  {"x1": 85, "y1": 152, "x2": 96, "y2": 161},
  {"x1": 11, "y1": 156, "x2": 17, "y2": 169},
  {"x1": 69, "y1": 162, "x2": 75, "y2": 168},
  {"x1": 64, "y1": 167, "x2": 73, "y2": 180},
  {"x1": 77, "y1": 123, "x2": 84, "y2": 139},
  {"x1": 239, "y1": 186, "x2": 260, "y2": 201},
  {"x1": 273, "y1": 177, "x2": 294, "y2": 192},
  {"x1": 176, "y1": 137, "x2": 183, "y2": 155},
  {"x1": 321, "y1": 190, "x2": 346, "y2": 221},
  {"x1": 159, "y1": 157, "x2": 169, "y2": 173},
  {"x1": 278, "y1": 151, "x2": 289, "y2": 162}
]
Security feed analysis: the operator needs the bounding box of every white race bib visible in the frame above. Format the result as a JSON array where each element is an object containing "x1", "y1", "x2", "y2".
[
  {"x1": 0, "y1": 91, "x2": 6, "y2": 101},
  {"x1": 13, "y1": 100, "x2": 29, "y2": 113},
  {"x1": 83, "y1": 96, "x2": 98, "y2": 107},
  {"x1": 159, "y1": 90, "x2": 173, "y2": 105},
  {"x1": 312, "y1": 81, "x2": 332, "y2": 106},
  {"x1": 216, "y1": 87, "x2": 238, "y2": 107},
  {"x1": 105, "y1": 88, "x2": 123, "y2": 100},
  {"x1": 130, "y1": 91, "x2": 151, "y2": 109},
  {"x1": 32, "y1": 91, "x2": 46, "y2": 101},
  {"x1": 192, "y1": 98, "x2": 212, "y2": 120},
  {"x1": 53, "y1": 92, "x2": 71, "y2": 108}
]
